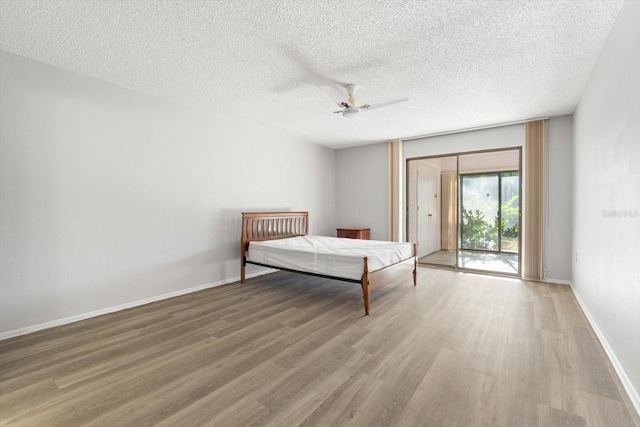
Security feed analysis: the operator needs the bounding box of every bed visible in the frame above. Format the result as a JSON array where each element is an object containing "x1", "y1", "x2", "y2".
[{"x1": 240, "y1": 211, "x2": 417, "y2": 315}]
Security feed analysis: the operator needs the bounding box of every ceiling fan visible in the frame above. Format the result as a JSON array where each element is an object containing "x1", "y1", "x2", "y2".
[{"x1": 321, "y1": 84, "x2": 409, "y2": 119}]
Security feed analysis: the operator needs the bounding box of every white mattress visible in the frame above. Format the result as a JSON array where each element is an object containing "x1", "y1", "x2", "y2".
[{"x1": 246, "y1": 235, "x2": 413, "y2": 280}]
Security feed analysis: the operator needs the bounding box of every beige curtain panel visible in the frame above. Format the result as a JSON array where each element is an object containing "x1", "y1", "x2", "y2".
[
  {"x1": 440, "y1": 172, "x2": 458, "y2": 251},
  {"x1": 523, "y1": 120, "x2": 544, "y2": 280},
  {"x1": 388, "y1": 140, "x2": 403, "y2": 242}
]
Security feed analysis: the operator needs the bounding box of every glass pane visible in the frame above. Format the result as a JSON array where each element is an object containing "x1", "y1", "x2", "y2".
[
  {"x1": 500, "y1": 172, "x2": 519, "y2": 253},
  {"x1": 460, "y1": 174, "x2": 500, "y2": 251}
]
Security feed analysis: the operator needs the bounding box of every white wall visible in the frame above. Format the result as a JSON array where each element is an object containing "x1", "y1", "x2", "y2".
[
  {"x1": 572, "y1": 0, "x2": 640, "y2": 411},
  {"x1": 334, "y1": 142, "x2": 388, "y2": 240},
  {"x1": 544, "y1": 116, "x2": 573, "y2": 282},
  {"x1": 0, "y1": 52, "x2": 335, "y2": 337}
]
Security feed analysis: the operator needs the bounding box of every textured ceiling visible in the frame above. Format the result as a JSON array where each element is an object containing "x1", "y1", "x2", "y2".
[{"x1": 0, "y1": 0, "x2": 624, "y2": 149}]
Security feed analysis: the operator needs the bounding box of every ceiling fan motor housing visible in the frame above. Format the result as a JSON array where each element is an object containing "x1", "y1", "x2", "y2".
[{"x1": 342, "y1": 107, "x2": 360, "y2": 118}]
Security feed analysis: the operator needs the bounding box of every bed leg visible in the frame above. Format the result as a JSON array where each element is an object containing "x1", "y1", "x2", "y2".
[
  {"x1": 362, "y1": 257, "x2": 370, "y2": 315},
  {"x1": 413, "y1": 258, "x2": 417, "y2": 286},
  {"x1": 241, "y1": 256, "x2": 246, "y2": 284},
  {"x1": 361, "y1": 279, "x2": 370, "y2": 316},
  {"x1": 412, "y1": 244, "x2": 417, "y2": 286}
]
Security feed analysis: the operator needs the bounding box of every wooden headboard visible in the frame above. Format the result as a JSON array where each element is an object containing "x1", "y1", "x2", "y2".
[{"x1": 240, "y1": 211, "x2": 309, "y2": 282}]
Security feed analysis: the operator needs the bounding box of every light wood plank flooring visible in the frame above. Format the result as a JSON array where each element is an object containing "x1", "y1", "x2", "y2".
[{"x1": 1, "y1": 268, "x2": 638, "y2": 426}]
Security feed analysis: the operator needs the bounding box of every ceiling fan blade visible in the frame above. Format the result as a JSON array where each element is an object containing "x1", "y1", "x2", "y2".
[
  {"x1": 359, "y1": 96, "x2": 409, "y2": 111},
  {"x1": 321, "y1": 85, "x2": 346, "y2": 107}
]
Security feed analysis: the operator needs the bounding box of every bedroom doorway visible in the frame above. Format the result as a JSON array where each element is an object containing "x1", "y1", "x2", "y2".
[
  {"x1": 417, "y1": 163, "x2": 438, "y2": 258},
  {"x1": 407, "y1": 156, "x2": 457, "y2": 268},
  {"x1": 407, "y1": 148, "x2": 521, "y2": 276}
]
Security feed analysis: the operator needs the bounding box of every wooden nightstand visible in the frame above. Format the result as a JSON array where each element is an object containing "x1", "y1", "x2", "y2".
[{"x1": 337, "y1": 227, "x2": 370, "y2": 240}]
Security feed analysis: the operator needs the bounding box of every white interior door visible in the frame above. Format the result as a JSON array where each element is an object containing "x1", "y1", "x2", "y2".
[{"x1": 417, "y1": 163, "x2": 438, "y2": 258}]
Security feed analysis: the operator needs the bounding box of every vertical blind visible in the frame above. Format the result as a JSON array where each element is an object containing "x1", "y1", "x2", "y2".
[
  {"x1": 524, "y1": 120, "x2": 545, "y2": 280},
  {"x1": 388, "y1": 140, "x2": 403, "y2": 242},
  {"x1": 440, "y1": 172, "x2": 458, "y2": 251}
]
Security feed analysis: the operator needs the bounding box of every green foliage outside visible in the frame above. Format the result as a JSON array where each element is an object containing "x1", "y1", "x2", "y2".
[
  {"x1": 461, "y1": 208, "x2": 498, "y2": 250},
  {"x1": 461, "y1": 194, "x2": 519, "y2": 252},
  {"x1": 501, "y1": 194, "x2": 519, "y2": 238}
]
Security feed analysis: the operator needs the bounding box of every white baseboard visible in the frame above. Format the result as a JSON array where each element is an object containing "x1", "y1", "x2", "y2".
[
  {"x1": 0, "y1": 269, "x2": 275, "y2": 341},
  {"x1": 542, "y1": 278, "x2": 572, "y2": 286},
  {"x1": 570, "y1": 282, "x2": 640, "y2": 418}
]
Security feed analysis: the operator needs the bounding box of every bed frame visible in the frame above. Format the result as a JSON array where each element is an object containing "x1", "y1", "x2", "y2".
[{"x1": 240, "y1": 211, "x2": 417, "y2": 315}]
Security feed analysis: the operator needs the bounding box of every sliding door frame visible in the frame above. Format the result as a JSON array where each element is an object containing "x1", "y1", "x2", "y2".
[{"x1": 406, "y1": 146, "x2": 522, "y2": 277}]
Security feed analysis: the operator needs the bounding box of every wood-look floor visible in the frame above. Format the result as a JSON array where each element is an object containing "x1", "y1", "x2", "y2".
[{"x1": 1, "y1": 268, "x2": 639, "y2": 426}]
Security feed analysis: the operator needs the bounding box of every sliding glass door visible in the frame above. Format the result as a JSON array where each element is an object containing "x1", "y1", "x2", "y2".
[
  {"x1": 460, "y1": 174, "x2": 500, "y2": 251},
  {"x1": 460, "y1": 171, "x2": 519, "y2": 254},
  {"x1": 407, "y1": 156, "x2": 458, "y2": 268},
  {"x1": 500, "y1": 172, "x2": 519, "y2": 254},
  {"x1": 406, "y1": 148, "x2": 521, "y2": 276}
]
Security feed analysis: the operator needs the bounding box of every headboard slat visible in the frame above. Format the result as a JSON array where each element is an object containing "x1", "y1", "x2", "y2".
[{"x1": 241, "y1": 212, "x2": 309, "y2": 247}]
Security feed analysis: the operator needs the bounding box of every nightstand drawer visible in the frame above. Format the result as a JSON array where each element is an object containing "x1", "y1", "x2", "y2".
[{"x1": 337, "y1": 228, "x2": 370, "y2": 240}]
